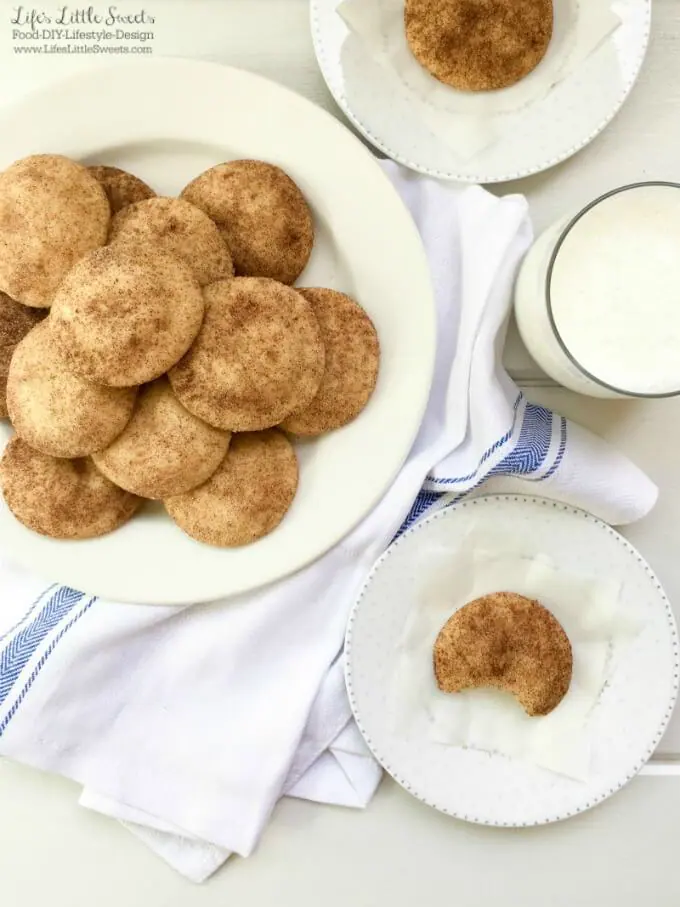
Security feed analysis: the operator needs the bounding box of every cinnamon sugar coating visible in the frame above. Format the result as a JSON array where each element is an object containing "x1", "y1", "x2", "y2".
[
  {"x1": 88, "y1": 165, "x2": 156, "y2": 215},
  {"x1": 164, "y1": 430, "x2": 298, "y2": 547},
  {"x1": 405, "y1": 0, "x2": 553, "y2": 92},
  {"x1": 433, "y1": 591, "x2": 572, "y2": 716},
  {"x1": 50, "y1": 244, "x2": 204, "y2": 387},
  {"x1": 181, "y1": 160, "x2": 313, "y2": 285},
  {"x1": 0, "y1": 154, "x2": 110, "y2": 308},
  {"x1": 169, "y1": 277, "x2": 324, "y2": 432},
  {"x1": 0, "y1": 436, "x2": 140, "y2": 539},
  {"x1": 281, "y1": 288, "x2": 379, "y2": 436},
  {"x1": 93, "y1": 378, "x2": 230, "y2": 499}
]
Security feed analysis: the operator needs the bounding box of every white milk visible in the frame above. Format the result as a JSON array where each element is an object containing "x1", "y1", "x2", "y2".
[{"x1": 514, "y1": 184, "x2": 680, "y2": 398}]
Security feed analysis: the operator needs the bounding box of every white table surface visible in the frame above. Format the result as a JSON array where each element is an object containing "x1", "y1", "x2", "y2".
[{"x1": 3, "y1": 1, "x2": 680, "y2": 904}]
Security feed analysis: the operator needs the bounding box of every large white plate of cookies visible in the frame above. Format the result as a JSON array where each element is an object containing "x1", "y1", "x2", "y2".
[
  {"x1": 346, "y1": 496, "x2": 679, "y2": 825},
  {"x1": 0, "y1": 58, "x2": 435, "y2": 605},
  {"x1": 311, "y1": 0, "x2": 651, "y2": 182}
]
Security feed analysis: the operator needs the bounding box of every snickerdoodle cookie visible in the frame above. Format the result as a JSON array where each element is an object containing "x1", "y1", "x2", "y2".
[
  {"x1": 109, "y1": 197, "x2": 234, "y2": 286},
  {"x1": 169, "y1": 277, "x2": 324, "y2": 432},
  {"x1": 88, "y1": 165, "x2": 156, "y2": 215},
  {"x1": 181, "y1": 160, "x2": 314, "y2": 285},
  {"x1": 433, "y1": 591, "x2": 572, "y2": 716},
  {"x1": 164, "y1": 430, "x2": 298, "y2": 547},
  {"x1": 405, "y1": 0, "x2": 554, "y2": 92},
  {"x1": 6, "y1": 319, "x2": 136, "y2": 458},
  {"x1": 281, "y1": 288, "x2": 380, "y2": 436},
  {"x1": 93, "y1": 378, "x2": 231, "y2": 499},
  {"x1": 0, "y1": 436, "x2": 140, "y2": 539},
  {"x1": 0, "y1": 293, "x2": 45, "y2": 418},
  {"x1": 0, "y1": 154, "x2": 109, "y2": 307},
  {"x1": 50, "y1": 244, "x2": 204, "y2": 387}
]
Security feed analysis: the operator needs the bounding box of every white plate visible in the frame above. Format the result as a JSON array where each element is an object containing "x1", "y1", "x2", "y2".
[
  {"x1": 346, "y1": 495, "x2": 679, "y2": 826},
  {"x1": 311, "y1": 0, "x2": 651, "y2": 183},
  {"x1": 0, "y1": 58, "x2": 435, "y2": 606}
]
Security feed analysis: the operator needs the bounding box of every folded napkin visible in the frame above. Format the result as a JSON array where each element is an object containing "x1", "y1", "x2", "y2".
[{"x1": 0, "y1": 161, "x2": 657, "y2": 883}]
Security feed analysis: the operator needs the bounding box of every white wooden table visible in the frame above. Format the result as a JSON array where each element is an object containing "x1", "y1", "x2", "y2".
[{"x1": 3, "y1": 1, "x2": 680, "y2": 904}]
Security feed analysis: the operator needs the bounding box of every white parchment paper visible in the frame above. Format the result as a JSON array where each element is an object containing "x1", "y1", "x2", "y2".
[
  {"x1": 390, "y1": 530, "x2": 642, "y2": 780},
  {"x1": 338, "y1": 0, "x2": 621, "y2": 160}
]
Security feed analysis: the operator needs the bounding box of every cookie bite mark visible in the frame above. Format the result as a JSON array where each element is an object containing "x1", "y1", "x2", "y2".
[{"x1": 433, "y1": 591, "x2": 573, "y2": 716}]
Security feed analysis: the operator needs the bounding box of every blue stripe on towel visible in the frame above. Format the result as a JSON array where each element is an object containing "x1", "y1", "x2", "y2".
[
  {"x1": 0, "y1": 586, "x2": 86, "y2": 709},
  {"x1": 0, "y1": 596, "x2": 95, "y2": 737},
  {"x1": 395, "y1": 400, "x2": 565, "y2": 537},
  {"x1": 396, "y1": 491, "x2": 442, "y2": 539},
  {"x1": 0, "y1": 583, "x2": 57, "y2": 645},
  {"x1": 488, "y1": 403, "x2": 553, "y2": 477},
  {"x1": 538, "y1": 416, "x2": 567, "y2": 481},
  {"x1": 428, "y1": 392, "x2": 523, "y2": 487}
]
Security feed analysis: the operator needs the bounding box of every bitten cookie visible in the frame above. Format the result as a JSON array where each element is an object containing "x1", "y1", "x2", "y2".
[
  {"x1": 405, "y1": 0, "x2": 554, "y2": 92},
  {"x1": 433, "y1": 591, "x2": 572, "y2": 716}
]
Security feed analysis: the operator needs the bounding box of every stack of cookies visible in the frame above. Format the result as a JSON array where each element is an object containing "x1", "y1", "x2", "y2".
[{"x1": 0, "y1": 154, "x2": 380, "y2": 547}]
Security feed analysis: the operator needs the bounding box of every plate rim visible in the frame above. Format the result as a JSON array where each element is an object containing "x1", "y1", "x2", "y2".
[
  {"x1": 345, "y1": 493, "x2": 680, "y2": 826},
  {"x1": 0, "y1": 57, "x2": 436, "y2": 605},
  {"x1": 310, "y1": 0, "x2": 653, "y2": 184}
]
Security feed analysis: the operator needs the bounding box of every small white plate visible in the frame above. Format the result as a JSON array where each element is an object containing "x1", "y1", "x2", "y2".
[
  {"x1": 346, "y1": 495, "x2": 679, "y2": 826},
  {"x1": 311, "y1": 0, "x2": 651, "y2": 183},
  {"x1": 0, "y1": 57, "x2": 436, "y2": 605}
]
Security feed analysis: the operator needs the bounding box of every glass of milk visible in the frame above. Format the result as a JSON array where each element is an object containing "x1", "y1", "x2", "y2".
[{"x1": 514, "y1": 182, "x2": 680, "y2": 398}]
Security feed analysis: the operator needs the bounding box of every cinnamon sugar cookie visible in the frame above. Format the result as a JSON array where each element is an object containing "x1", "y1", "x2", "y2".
[
  {"x1": 50, "y1": 244, "x2": 204, "y2": 387},
  {"x1": 164, "y1": 430, "x2": 298, "y2": 547},
  {"x1": 405, "y1": 0, "x2": 554, "y2": 92},
  {"x1": 93, "y1": 378, "x2": 231, "y2": 499},
  {"x1": 88, "y1": 165, "x2": 156, "y2": 215},
  {"x1": 0, "y1": 436, "x2": 140, "y2": 540},
  {"x1": 7, "y1": 319, "x2": 136, "y2": 458},
  {"x1": 0, "y1": 154, "x2": 110, "y2": 307},
  {"x1": 169, "y1": 277, "x2": 324, "y2": 432},
  {"x1": 181, "y1": 160, "x2": 314, "y2": 285},
  {"x1": 0, "y1": 293, "x2": 45, "y2": 418},
  {"x1": 281, "y1": 288, "x2": 379, "y2": 435},
  {"x1": 109, "y1": 197, "x2": 234, "y2": 286},
  {"x1": 433, "y1": 592, "x2": 572, "y2": 716}
]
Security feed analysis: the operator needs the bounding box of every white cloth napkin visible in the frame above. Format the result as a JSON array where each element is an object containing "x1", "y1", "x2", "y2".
[{"x1": 0, "y1": 162, "x2": 657, "y2": 883}]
